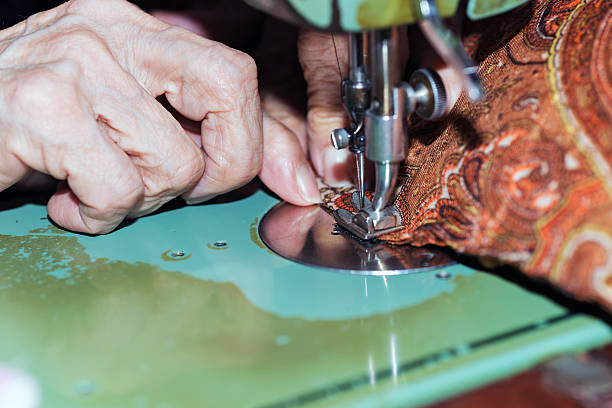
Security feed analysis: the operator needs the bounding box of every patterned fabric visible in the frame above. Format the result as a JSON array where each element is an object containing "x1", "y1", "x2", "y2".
[{"x1": 321, "y1": 0, "x2": 612, "y2": 310}]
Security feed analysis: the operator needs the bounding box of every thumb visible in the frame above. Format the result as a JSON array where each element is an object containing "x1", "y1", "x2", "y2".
[
  {"x1": 259, "y1": 113, "x2": 321, "y2": 206},
  {"x1": 298, "y1": 30, "x2": 352, "y2": 187}
]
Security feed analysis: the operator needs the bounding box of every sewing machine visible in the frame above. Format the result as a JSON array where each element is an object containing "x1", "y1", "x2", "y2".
[
  {"x1": 3, "y1": 2, "x2": 612, "y2": 406},
  {"x1": 248, "y1": 0, "x2": 526, "y2": 273}
]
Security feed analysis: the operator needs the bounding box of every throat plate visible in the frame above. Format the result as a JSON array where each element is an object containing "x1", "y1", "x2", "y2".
[{"x1": 259, "y1": 202, "x2": 455, "y2": 275}]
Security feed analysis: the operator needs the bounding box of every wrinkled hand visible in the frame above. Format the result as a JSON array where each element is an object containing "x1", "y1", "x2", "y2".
[
  {"x1": 0, "y1": 0, "x2": 262, "y2": 234},
  {"x1": 152, "y1": 6, "x2": 351, "y2": 206}
]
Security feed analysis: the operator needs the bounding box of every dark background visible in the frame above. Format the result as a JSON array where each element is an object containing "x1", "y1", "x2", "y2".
[
  {"x1": 0, "y1": 0, "x2": 203, "y2": 29},
  {"x1": 1, "y1": 0, "x2": 60, "y2": 28}
]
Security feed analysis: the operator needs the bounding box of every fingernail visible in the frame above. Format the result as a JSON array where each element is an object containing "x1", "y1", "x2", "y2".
[
  {"x1": 296, "y1": 163, "x2": 321, "y2": 204},
  {"x1": 324, "y1": 147, "x2": 352, "y2": 187}
]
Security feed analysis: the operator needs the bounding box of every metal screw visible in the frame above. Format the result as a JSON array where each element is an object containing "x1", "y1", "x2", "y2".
[
  {"x1": 170, "y1": 250, "x2": 185, "y2": 258},
  {"x1": 331, "y1": 128, "x2": 351, "y2": 150},
  {"x1": 213, "y1": 241, "x2": 227, "y2": 248},
  {"x1": 436, "y1": 271, "x2": 451, "y2": 280},
  {"x1": 331, "y1": 229, "x2": 341, "y2": 236}
]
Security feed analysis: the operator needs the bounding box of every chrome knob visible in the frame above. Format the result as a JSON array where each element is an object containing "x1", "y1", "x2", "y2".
[
  {"x1": 331, "y1": 128, "x2": 351, "y2": 150},
  {"x1": 409, "y1": 68, "x2": 448, "y2": 121}
]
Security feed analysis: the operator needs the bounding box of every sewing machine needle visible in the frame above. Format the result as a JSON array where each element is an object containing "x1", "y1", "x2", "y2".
[{"x1": 357, "y1": 152, "x2": 365, "y2": 210}]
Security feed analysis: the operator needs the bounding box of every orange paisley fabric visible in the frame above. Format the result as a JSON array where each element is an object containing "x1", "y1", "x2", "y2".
[{"x1": 321, "y1": 0, "x2": 612, "y2": 310}]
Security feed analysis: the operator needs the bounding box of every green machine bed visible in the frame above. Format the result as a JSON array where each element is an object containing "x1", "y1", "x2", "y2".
[{"x1": 0, "y1": 187, "x2": 610, "y2": 407}]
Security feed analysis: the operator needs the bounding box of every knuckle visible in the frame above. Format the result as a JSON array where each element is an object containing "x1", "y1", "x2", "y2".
[
  {"x1": 66, "y1": 0, "x2": 120, "y2": 15},
  {"x1": 11, "y1": 67, "x2": 81, "y2": 118},
  {"x1": 210, "y1": 49, "x2": 258, "y2": 98},
  {"x1": 232, "y1": 51, "x2": 258, "y2": 82},
  {"x1": 56, "y1": 27, "x2": 108, "y2": 61}
]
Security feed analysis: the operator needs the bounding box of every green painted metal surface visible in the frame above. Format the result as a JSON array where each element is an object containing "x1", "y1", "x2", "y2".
[
  {"x1": 0, "y1": 187, "x2": 610, "y2": 407},
  {"x1": 246, "y1": 0, "x2": 529, "y2": 31},
  {"x1": 467, "y1": 0, "x2": 529, "y2": 20},
  {"x1": 289, "y1": 0, "x2": 334, "y2": 28}
]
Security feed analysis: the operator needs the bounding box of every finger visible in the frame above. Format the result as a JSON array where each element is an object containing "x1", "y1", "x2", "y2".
[
  {"x1": 259, "y1": 113, "x2": 320, "y2": 205},
  {"x1": 40, "y1": 28, "x2": 206, "y2": 218},
  {"x1": 136, "y1": 28, "x2": 263, "y2": 203},
  {"x1": 45, "y1": 130, "x2": 143, "y2": 234},
  {"x1": 2, "y1": 65, "x2": 143, "y2": 234},
  {"x1": 89, "y1": 78, "x2": 205, "y2": 218},
  {"x1": 298, "y1": 30, "x2": 352, "y2": 187}
]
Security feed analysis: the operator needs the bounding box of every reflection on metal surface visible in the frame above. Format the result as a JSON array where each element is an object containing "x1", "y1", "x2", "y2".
[{"x1": 259, "y1": 202, "x2": 455, "y2": 275}]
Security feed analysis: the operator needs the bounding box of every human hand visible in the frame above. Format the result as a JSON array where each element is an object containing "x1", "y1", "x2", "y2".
[
  {"x1": 0, "y1": 0, "x2": 262, "y2": 234},
  {"x1": 150, "y1": 7, "x2": 339, "y2": 206}
]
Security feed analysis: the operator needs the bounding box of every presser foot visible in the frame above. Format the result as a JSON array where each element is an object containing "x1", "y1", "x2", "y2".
[{"x1": 333, "y1": 192, "x2": 404, "y2": 240}]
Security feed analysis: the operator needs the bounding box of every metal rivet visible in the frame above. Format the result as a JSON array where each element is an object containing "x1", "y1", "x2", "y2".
[
  {"x1": 213, "y1": 241, "x2": 227, "y2": 248},
  {"x1": 170, "y1": 250, "x2": 185, "y2": 258},
  {"x1": 436, "y1": 271, "x2": 451, "y2": 280}
]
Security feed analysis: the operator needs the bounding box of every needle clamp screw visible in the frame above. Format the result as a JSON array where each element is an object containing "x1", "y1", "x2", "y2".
[{"x1": 331, "y1": 127, "x2": 351, "y2": 150}]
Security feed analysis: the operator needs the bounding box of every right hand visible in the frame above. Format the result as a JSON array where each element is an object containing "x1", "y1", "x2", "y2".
[{"x1": 0, "y1": 0, "x2": 262, "y2": 234}]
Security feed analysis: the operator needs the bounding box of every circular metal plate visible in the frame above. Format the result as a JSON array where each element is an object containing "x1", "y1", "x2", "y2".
[{"x1": 259, "y1": 202, "x2": 455, "y2": 275}]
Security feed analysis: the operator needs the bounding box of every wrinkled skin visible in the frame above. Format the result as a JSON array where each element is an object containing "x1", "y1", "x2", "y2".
[{"x1": 0, "y1": 0, "x2": 262, "y2": 234}]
